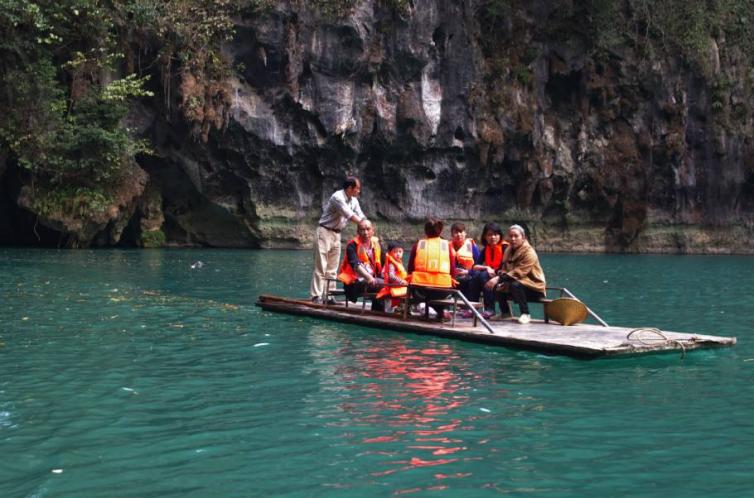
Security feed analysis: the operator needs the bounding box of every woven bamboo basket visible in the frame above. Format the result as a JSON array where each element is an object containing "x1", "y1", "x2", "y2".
[{"x1": 544, "y1": 298, "x2": 589, "y2": 326}]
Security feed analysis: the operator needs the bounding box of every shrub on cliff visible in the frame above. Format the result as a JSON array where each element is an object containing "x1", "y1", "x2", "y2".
[
  {"x1": 0, "y1": 0, "x2": 151, "y2": 223},
  {"x1": 0, "y1": 0, "x2": 239, "y2": 228}
]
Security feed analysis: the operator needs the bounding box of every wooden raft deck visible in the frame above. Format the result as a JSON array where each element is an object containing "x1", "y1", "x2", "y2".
[{"x1": 255, "y1": 295, "x2": 736, "y2": 359}]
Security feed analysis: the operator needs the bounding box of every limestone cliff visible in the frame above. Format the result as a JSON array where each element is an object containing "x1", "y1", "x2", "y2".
[{"x1": 2, "y1": 0, "x2": 753, "y2": 253}]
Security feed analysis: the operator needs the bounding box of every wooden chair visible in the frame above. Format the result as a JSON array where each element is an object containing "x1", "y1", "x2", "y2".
[
  {"x1": 322, "y1": 277, "x2": 345, "y2": 305},
  {"x1": 406, "y1": 285, "x2": 483, "y2": 327},
  {"x1": 324, "y1": 277, "x2": 379, "y2": 312}
]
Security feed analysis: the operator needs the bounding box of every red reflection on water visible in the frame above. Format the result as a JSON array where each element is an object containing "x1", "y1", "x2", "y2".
[
  {"x1": 363, "y1": 435, "x2": 399, "y2": 443},
  {"x1": 435, "y1": 473, "x2": 472, "y2": 479},
  {"x1": 432, "y1": 447, "x2": 465, "y2": 456},
  {"x1": 408, "y1": 456, "x2": 458, "y2": 467},
  {"x1": 335, "y1": 340, "x2": 482, "y2": 481},
  {"x1": 395, "y1": 484, "x2": 449, "y2": 495}
]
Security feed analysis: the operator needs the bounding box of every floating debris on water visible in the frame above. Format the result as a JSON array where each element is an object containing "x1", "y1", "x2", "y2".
[
  {"x1": 254, "y1": 343, "x2": 270, "y2": 347},
  {"x1": 480, "y1": 408, "x2": 491, "y2": 413},
  {"x1": 52, "y1": 469, "x2": 63, "y2": 474},
  {"x1": 190, "y1": 261, "x2": 204, "y2": 269},
  {"x1": 139, "y1": 289, "x2": 242, "y2": 312}
]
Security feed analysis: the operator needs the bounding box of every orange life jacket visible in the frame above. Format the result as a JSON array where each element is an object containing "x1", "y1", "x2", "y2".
[
  {"x1": 337, "y1": 236, "x2": 382, "y2": 285},
  {"x1": 409, "y1": 237, "x2": 453, "y2": 288},
  {"x1": 454, "y1": 238, "x2": 476, "y2": 270},
  {"x1": 483, "y1": 242, "x2": 507, "y2": 270},
  {"x1": 376, "y1": 253, "x2": 408, "y2": 299}
]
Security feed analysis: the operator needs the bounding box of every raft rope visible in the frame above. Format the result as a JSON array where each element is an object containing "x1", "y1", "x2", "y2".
[{"x1": 626, "y1": 327, "x2": 687, "y2": 359}]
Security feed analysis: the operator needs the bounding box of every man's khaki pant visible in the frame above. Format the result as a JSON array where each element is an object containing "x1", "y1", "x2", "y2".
[{"x1": 309, "y1": 226, "x2": 342, "y2": 300}]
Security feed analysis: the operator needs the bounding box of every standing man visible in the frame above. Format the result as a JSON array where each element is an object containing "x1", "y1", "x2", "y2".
[{"x1": 310, "y1": 176, "x2": 367, "y2": 304}]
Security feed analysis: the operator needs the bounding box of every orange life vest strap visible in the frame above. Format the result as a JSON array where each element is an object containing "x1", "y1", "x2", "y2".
[
  {"x1": 455, "y1": 238, "x2": 475, "y2": 269},
  {"x1": 484, "y1": 243, "x2": 506, "y2": 269}
]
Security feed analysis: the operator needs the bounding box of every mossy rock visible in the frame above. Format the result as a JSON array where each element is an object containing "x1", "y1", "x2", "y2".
[{"x1": 141, "y1": 229, "x2": 166, "y2": 248}]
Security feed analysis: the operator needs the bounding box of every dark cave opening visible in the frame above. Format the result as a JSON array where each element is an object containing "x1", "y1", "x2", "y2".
[
  {"x1": 0, "y1": 164, "x2": 65, "y2": 247},
  {"x1": 546, "y1": 70, "x2": 582, "y2": 113}
]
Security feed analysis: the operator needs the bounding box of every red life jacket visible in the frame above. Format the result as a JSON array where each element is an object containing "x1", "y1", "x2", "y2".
[
  {"x1": 483, "y1": 242, "x2": 508, "y2": 270},
  {"x1": 337, "y1": 236, "x2": 382, "y2": 285}
]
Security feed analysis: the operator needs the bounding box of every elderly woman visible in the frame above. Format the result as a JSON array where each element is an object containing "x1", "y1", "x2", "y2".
[{"x1": 484, "y1": 224, "x2": 546, "y2": 324}]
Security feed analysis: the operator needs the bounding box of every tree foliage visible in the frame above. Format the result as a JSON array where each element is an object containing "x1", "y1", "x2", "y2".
[
  {"x1": 0, "y1": 0, "x2": 238, "y2": 220},
  {"x1": 477, "y1": 0, "x2": 754, "y2": 70},
  {"x1": 0, "y1": 0, "x2": 153, "y2": 221}
]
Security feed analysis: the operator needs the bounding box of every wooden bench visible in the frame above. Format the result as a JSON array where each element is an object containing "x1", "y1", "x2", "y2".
[
  {"x1": 498, "y1": 296, "x2": 553, "y2": 322},
  {"x1": 499, "y1": 294, "x2": 595, "y2": 326},
  {"x1": 497, "y1": 285, "x2": 607, "y2": 325},
  {"x1": 400, "y1": 285, "x2": 483, "y2": 327},
  {"x1": 323, "y1": 277, "x2": 380, "y2": 312},
  {"x1": 426, "y1": 298, "x2": 484, "y2": 327}
]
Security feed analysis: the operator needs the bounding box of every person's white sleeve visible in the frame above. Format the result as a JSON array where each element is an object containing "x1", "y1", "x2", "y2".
[
  {"x1": 332, "y1": 193, "x2": 355, "y2": 219},
  {"x1": 352, "y1": 199, "x2": 365, "y2": 222}
]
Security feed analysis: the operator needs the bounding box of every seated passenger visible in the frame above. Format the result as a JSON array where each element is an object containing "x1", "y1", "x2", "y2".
[
  {"x1": 376, "y1": 242, "x2": 409, "y2": 312},
  {"x1": 489, "y1": 224, "x2": 546, "y2": 324},
  {"x1": 407, "y1": 218, "x2": 457, "y2": 321},
  {"x1": 337, "y1": 220, "x2": 386, "y2": 311},
  {"x1": 464, "y1": 222, "x2": 509, "y2": 318},
  {"x1": 450, "y1": 222, "x2": 479, "y2": 299}
]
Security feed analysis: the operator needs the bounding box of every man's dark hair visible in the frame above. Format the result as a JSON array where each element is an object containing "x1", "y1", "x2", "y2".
[
  {"x1": 424, "y1": 218, "x2": 444, "y2": 237},
  {"x1": 343, "y1": 176, "x2": 360, "y2": 189},
  {"x1": 450, "y1": 222, "x2": 466, "y2": 234}
]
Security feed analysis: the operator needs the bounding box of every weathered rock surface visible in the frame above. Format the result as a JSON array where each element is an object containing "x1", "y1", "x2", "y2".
[
  {"x1": 14, "y1": 164, "x2": 148, "y2": 248},
  {"x1": 2, "y1": 1, "x2": 754, "y2": 252}
]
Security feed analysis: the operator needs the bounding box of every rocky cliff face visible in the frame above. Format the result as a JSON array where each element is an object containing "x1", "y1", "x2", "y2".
[{"x1": 3, "y1": 0, "x2": 754, "y2": 252}]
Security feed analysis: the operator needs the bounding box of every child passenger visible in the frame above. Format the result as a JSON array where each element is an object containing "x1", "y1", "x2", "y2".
[
  {"x1": 450, "y1": 222, "x2": 479, "y2": 298},
  {"x1": 376, "y1": 242, "x2": 409, "y2": 312}
]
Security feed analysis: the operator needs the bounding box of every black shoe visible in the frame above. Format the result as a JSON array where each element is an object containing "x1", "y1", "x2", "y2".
[
  {"x1": 325, "y1": 297, "x2": 341, "y2": 306},
  {"x1": 311, "y1": 296, "x2": 323, "y2": 304}
]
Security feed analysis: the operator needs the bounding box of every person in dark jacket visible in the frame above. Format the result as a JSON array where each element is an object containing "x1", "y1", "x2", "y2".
[
  {"x1": 337, "y1": 219, "x2": 385, "y2": 311},
  {"x1": 463, "y1": 222, "x2": 509, "y2": 318}
]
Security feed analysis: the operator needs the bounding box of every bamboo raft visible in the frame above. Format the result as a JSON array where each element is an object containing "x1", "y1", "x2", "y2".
[{"x1": 255, "y1": 294, "x2": 736, "y2": 359}]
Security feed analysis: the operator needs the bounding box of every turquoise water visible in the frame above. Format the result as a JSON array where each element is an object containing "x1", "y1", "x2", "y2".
[{"x1": 1, "y1": 248, "x2": 752, "y2": 497}]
